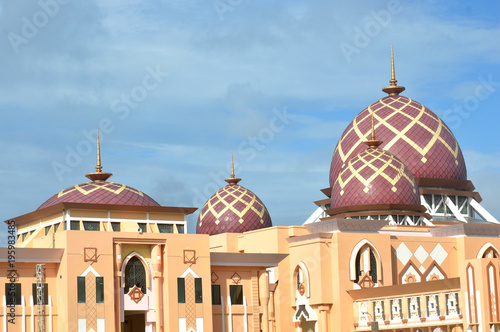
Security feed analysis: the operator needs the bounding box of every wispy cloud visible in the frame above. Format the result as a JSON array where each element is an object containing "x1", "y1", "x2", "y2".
[{"x1": 0, "y1": 0, "x2": 499, "y2": 244}]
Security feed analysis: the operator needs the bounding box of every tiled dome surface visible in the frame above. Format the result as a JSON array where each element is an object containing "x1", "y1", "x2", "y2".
[
  {"x1": 329, "y1": 95, "x2": 467, "y2": 187},
  {"x1": 38, "y1": 182, "x2": 160, "y2": 210},
  {"x1": 331, "y1": 147, "x2": 420, "y2": 209},
  {"x1": 196, "y1": 184, "x2": 272, "y2": 235}
]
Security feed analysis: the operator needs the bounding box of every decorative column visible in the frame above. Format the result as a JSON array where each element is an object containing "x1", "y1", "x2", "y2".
[
  {"x1": 259, "y1": 271, "x2": 270, "y2": 332},
  {"x1": 251, "y1": 271, "x2": 260, "y2": 331},
  {"x1": 151, "y1": 244, "x2": 163, "y2": 332},
  {"x1": 114, "y1": 243, "x2": 122, "y2": 331},
  {"x1": 318, "y1": 305, "x2": 329, "y2": 332},
  {"x1": 269, "y1": 290, "x2": 275, "y2": 332}
]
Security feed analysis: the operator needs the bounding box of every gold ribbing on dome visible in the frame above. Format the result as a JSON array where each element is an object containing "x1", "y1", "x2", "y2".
[
  {"x1": 225, "y1": 152, "x2": 241, "y2": 185},
  {"x1": 364, "y1": 109, "x2": 383, "y2": 148},
  {"x1": 85, "y1": 128, "x2": 113, "y2": 182},
  {"x1": 382, "y1": 43, "x2": 406, "y2": 96}
]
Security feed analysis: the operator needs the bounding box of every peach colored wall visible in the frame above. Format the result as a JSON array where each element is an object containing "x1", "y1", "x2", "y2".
[
  {"x1": 390, "y1": 236, "x2": 458, "y2": 284},
  {"x1": 271, "y1": 257, "x2": 294, "y2": 332},
  {"x1": 110, "y1": 211, "x2": 148, "y2": 220},
  {"x1": 29, "y1": 229, "x2": 216, "y2": 332},
  {"x1": 160, "y1": 233, "x2": 213, "y2": 332},
  {"x1": 462, "y1": 237, "x2": 500, "y2": 259},
  {"x1": 17, "y1": 212, "x2": 64, "y2": 234},
  {"x1": 209, "y1": 233, "x2": 241, "y2": 252},
  {"x1": 9, "y1": 206, "x2": 500, "y2": 332},
  {"x1": 459, "y1": 257, "x2": 500, "y2": 330},
  {"x1": 149, "y1": 212, "x2": 185, "y2": 221},
  {"x1": 288, "y1": 235, "x2": 333, "y2": 306},
  {"x1": 0, "y1": 262, "x2": 59, "y2": 332},
  {"x1": 332, "y1": 232, "x2": 391, "y2": 331},
  {"x1": 240, "y1": 226, "x2": 308, "y2": 254},
  {"x1": 17, "y1": 218, "x2": 44, "y2": 233},
  {"x1": 210, "y1": 266, "x2": 267, "y2": 332},
  {"x1": 70, "y1": 209, "x2": 108, "y2": 219},
  {"x1": 63, "y1": 230, "x2": 115, "y2": 331}
]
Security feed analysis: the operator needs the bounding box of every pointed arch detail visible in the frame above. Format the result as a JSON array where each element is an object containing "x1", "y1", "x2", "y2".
[
  {"x1": 180, "y1": 266, "x2": 200, "y2": 278},
  {"x1": 477, "y1": 242, "x2": 500, "y2": 259},
  {"x1": 399, "y1": 260, "x2": 422, "y2": 284},
  {"x1": 487, "y1": 262, "x2": 499, "y2": 322},
  {"x1": 293, "y1": 262, "x2": 311, "y2": 298},
  {"x1": 349, "y1": 239, "x2": 382, "y2": 282},
  {"x1": 120, "y1": 251, "x2": 151, "y2": 289},
  {"x1": 80, "y1": 265, "x2": 101, "y2": 277},
  {"x1": 423, "y1": 260, "x2": 447, "y2": 281},
  {"x1": 466, "y1": 263, "x2": 478, "y2": 323}
]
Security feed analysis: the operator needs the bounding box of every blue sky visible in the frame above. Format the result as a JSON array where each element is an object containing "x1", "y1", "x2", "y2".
[{"x1": 0, "y1": 0, "x2": 499, "y2": 245}]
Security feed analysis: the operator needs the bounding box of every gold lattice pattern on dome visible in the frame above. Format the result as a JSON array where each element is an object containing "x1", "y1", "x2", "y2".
[
  {"x1": 56, "y1": 182, "x2": 144, "y2": 198},
  {"x1": 335, "y1": 97, "x2": 460, "y2": 167},
  {"x1": 336, "y1": 148, "x2": 416, "y2": 195},
  {"x1": 198, "y1": 185, "x2": 267, "y2": 227}
]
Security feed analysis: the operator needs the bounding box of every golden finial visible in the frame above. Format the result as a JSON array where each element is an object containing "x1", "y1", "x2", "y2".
[
  {"x1": 390, "y1": 43, "x2": 396, "y2": 84},
  {"x1": 364, "y1": 109, "x2": 383, "y2": 148},
  {"x1": 96, "y1": 128, "x2": 102, "y2": 173},
  {"x1": 225, "y1": 152, "x2": 241, "y2": 185},
  {"x1": 382, "y1": 43, "x2": 406, "y2": 96},
  {"x1": 230, "y1": 152, "x2": 235, "y2": 178},
  {"x1": 85, "y1": 128, "x2": 113, "y2": 182}
]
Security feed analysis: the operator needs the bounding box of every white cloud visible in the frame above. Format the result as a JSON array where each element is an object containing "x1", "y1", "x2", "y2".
[{"x1": 1, "y1": 1, "x2": 500, "y2": 245}]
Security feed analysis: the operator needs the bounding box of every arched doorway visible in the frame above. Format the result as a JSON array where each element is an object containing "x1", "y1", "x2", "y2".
[
  {"x1": 122, "y1": 256, "x2": 148, "y2": 332},
  {"x1": 125, "y1": 256, "x2": 147, "y2": 294},
  {"x1": 301, "y1": 318, "x2": 316, "y2": 332},
  {"x1": 123, "y1": 311, "x2": 145, "y2": 332}
]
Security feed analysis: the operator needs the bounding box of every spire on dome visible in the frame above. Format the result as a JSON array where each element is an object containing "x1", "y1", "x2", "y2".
[
  {"x1": 382, "y1": 43, "x2": 406, "y2": 96},
  {"x1": 225, "y1": 152, "x2": 241, "y2": 185},
  {"x1": 96, "y1": 128, "x2": 102, "y2": 173},
  {"x1": 85, "y1": 128, "x2": 113, "y2": 182},
  {"x1": 364, "y1": 110, "x2": 383, "y2": 148}
]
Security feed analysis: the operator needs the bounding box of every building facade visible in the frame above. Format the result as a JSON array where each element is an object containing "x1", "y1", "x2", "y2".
[{"x1": 2, "y1": 54, "x2": 500, "y2": 332}]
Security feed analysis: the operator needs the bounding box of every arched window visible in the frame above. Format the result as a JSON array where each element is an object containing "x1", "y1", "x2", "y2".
[
  {"x1": 483, "y1": 247, "x2": 499, "y2": 258},
  {"x1": 350, "y1": 240, "x2": 382, "y2": 288},
  {"x1": 296, "y1": 267, "x2": 302, "y2": 289},
  {"x1": 354, "y1": 245, "x2": 378, "y2": 288},
  {"x1": 293, "y1": 262, "x2": 310, "y2": 298},
  {"x1": 125, "y1": 256, "x2": 147, "y2": 294},
  {"x1": 476, "y1": 243, "x2": 500, "y2": 259}
]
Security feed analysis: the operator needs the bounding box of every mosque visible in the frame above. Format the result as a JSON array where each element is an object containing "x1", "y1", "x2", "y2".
[{"x1": 2, "y1": 48, "x2": 499, "y2": 332}]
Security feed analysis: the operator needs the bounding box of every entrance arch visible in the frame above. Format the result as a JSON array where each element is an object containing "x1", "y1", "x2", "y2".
[{"x1": 125, "y1": 256, "x2": 147, "y2": 294}]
